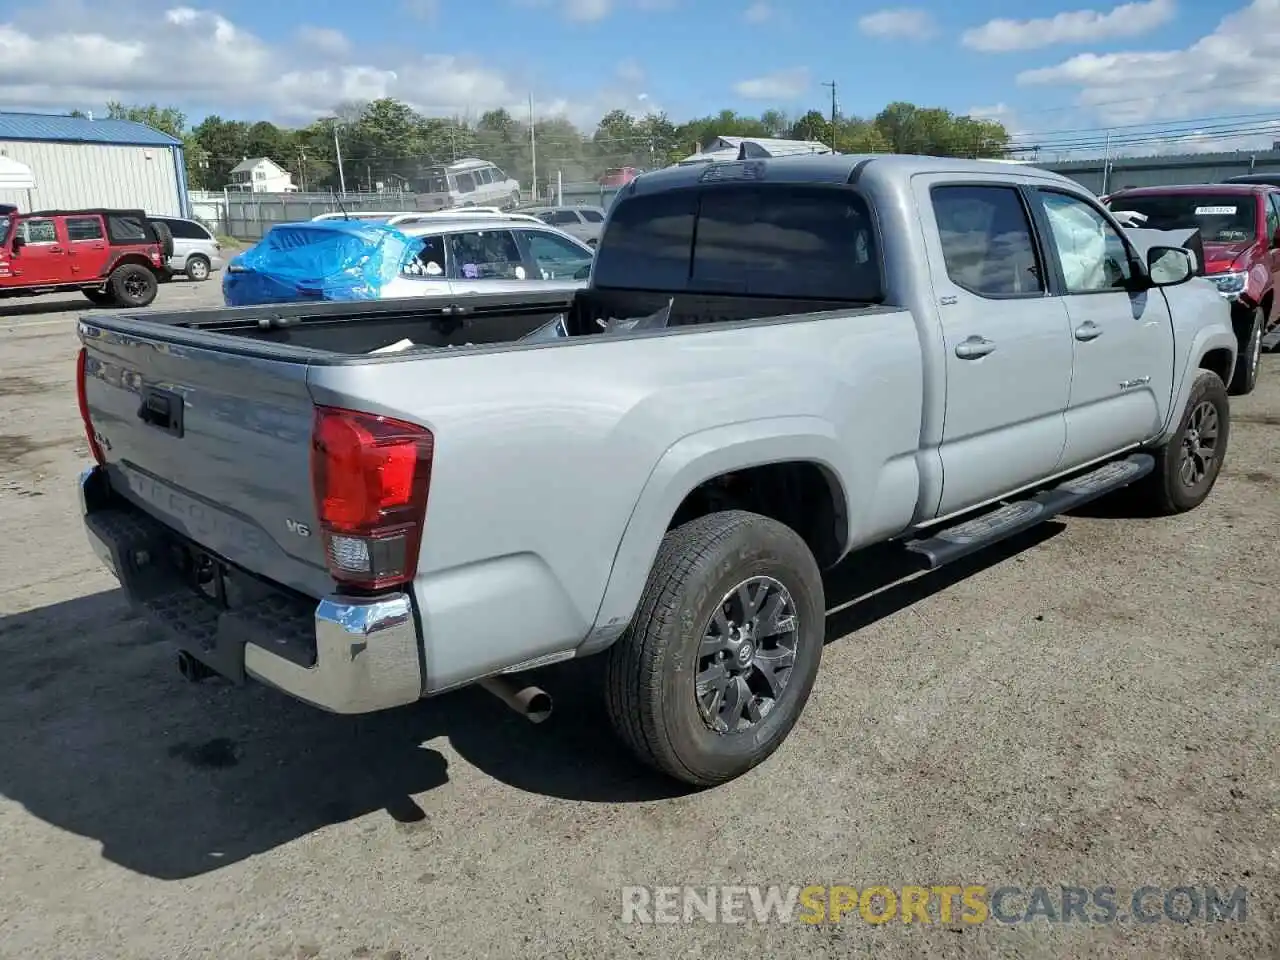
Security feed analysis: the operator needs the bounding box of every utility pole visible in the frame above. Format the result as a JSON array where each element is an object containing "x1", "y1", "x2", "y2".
[
  {"x1": 298, "y1": 148, "x2": 307, "y2": 192},
  {"x1": 1100, "y1": 129, "x2": 1113, "y2": 195},
  {"x1": 332, "y1": 119, "x2": 347, "y2": 195},
  {"x1": 821, "y1": 81, "x2": 838, "y2": 153},
  {"x1": 529, "y1": 93, "x2": 538, "y2": 201}
]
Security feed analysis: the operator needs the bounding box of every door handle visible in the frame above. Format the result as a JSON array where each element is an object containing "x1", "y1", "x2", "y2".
[
  {"x1": 50, "y1": 246, "x2": 64, "y2": 253},
  {"x1": 954, "y1": 335, "x2": 996, "y2": 359},
  {"x1": 1074, "y1": 322, "x2": 1103, "y2": 341}
]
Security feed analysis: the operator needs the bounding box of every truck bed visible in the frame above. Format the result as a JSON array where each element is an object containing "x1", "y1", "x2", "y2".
[{"x1": 85, "y1": 287, "x2": 865, "y2": 359}]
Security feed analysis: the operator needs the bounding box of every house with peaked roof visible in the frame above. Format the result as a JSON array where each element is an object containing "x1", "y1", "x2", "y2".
[{"x1": 227, "y1": 157, "x2": 297, "y2": 193}]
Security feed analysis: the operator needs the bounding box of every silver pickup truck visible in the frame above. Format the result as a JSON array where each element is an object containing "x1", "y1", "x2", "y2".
[{"x1": 76, "y1": 154, "x2": 1237, "y2": 788}]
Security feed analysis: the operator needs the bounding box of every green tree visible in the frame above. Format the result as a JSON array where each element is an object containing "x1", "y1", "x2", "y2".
[{"x1": 789, "y1": 110, "x2": 831, "y2": 145}]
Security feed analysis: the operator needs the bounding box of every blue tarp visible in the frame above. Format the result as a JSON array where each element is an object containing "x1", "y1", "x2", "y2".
[{"x1": 222, "y1": 219, "x2": 416, "y2": 306}]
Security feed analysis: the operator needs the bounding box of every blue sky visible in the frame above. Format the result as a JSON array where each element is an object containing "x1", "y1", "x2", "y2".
[{"x1": 2, "y1": 0, "x2": 1278, "y2": 155}]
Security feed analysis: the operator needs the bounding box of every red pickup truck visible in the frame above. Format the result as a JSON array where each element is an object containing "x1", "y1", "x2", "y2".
[
  {"x1": 1103, "y1": 183, "x2": 1279, "y2": 395},
  {"x1": 0, "y1": 205, "x2": 169, "y2": 308}
]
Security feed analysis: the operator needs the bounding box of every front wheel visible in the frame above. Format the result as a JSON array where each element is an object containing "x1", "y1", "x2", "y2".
[
  {"x1": 604, "y1": 510, "x2": 825, "y2": 787},
  {"x1": 108, "y1": 263, "x2": 158, "y2": 308},
  {"x1": 1229, "y1": 305, "x2": 1264, "y2": 396},
  {"x1": 1136, "y1": 369, "x2": 1230, "y2": 515}
]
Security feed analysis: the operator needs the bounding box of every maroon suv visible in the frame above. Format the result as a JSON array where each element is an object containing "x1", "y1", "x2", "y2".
[{"x1": 1104, "y1": 183, "x2": 1279, "y2": 395}]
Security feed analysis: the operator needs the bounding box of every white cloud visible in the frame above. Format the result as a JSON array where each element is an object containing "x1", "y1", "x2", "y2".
[
  {"x1": 0, "y1": 2, "x2": 657, "y2": 130},
  {"x1": 295, "y1": 26, "x2": 350, "y2": 55},
  {"x1": 402, "y1": 0, "x2": 439, "y2": 19},
  {"x1": 565, "y1": 0, "x2": 611, "y2": 21},
  {"x1": 962, "y1": 0, "x2": 1175, "y2": 52},
  {"x1": 1016, "y1": 0, "x2": 1280, "y2": 133},
  {"x1": 744, "y1": 1, "x2": 772, "y2": 23},
  {"x1": 732, "y1": 68, "x2": 809, "y2": 101},
  {"x1": 857, "y1": 8, "x2": 937, "y2": 39}
]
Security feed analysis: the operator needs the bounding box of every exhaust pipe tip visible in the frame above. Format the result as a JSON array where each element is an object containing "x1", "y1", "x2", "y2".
[
  {"x1": 177, "y1": 650, "x2": 213, "y2": 683},
  {"x1": 479, "y1": 675, "x2": 553, "y2": 724}
]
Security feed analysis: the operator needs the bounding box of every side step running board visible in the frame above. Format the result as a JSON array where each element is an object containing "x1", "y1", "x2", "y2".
[{"x1": 905, "y1": 453, "x2": 1155, "y2": 570}]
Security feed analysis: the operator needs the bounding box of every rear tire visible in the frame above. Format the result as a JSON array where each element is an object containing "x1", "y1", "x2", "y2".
[
  {"x1": 108, "y1": 263, "x2": 158, "y2": 308},
  {"x1": 604, "y1": 510, "x2": 825, "y2": 788},
  {"x1": 186, "y1": 255, "x2": 211, "y2": 282},
  {"x1": 1229, "y1": 305, "x2": 1264, "y2": 395},
  {"x1": 1136, "y1": 369, "x2": 1230, "y2": 515}
]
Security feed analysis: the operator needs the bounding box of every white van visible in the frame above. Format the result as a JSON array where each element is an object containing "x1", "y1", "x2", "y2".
[{"x1": 416, "y1": 159, "x2": 522, "y2": 211}]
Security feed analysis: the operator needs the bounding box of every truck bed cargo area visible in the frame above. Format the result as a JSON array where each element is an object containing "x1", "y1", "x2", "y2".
[{"x1": 92, "y1": 288, "x2": 867, "y2": 358}]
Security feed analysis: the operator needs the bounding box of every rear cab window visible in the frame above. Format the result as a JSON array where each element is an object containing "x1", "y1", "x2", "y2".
[{"x1": 593, "y1": 183, "x2": 883, "y2": 302}]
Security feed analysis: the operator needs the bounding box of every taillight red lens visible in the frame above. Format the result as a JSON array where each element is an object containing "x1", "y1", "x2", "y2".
[
  {"x1": 311, "y1": 405, "x2": 433, "y2": 590},
  {"x1": 76, "y1": 347, "x2": 105, "y2": 465}
]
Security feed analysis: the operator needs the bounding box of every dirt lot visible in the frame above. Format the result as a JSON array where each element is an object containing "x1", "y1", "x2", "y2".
[{"x1": 0, "y1": 282, "x2": 1277, "y2": 960}]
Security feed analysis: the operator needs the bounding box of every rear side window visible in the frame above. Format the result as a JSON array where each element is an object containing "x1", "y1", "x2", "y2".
[
  {"x1": 454, "y1": 173, "x2": 476, "y2": 194},
  {"x1": 106, "y1": 215, "x2": 148, "y2": 242},
  {"x1": 580, "y1": 209, "x2": 604, "y2": 222},
  {"x1": 65, "y1": 216, "x2": 104, "y2": 241},
  {"x1": 545, "y1": 210, "x2": 580, "y2": 225},
  {"x1": 167, "y1": 218, "x2": 212, "y2": 240},
  {"x1": 594, "y1": 185, "x2": 881, "y2": 300},
  {"x1": 932, "y1": 185, "x2": 1044, "y2": 297}
]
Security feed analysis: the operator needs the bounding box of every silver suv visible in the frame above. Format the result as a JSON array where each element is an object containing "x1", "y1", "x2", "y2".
[{"x1": 151, "y1": 216, "x2": 224, "y2": 282}]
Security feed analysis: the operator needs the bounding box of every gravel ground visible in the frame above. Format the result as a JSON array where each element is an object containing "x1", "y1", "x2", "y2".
[{"x1": 0, "y1": 282, "x2": 1277, "y2": 960}]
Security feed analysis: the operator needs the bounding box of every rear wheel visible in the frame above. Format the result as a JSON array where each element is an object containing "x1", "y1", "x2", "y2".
[
  {"x1": 186, "y1": 255, "x2": 211, "y2": 282},
  {"x1": 108, "y1": 263, "x2": 158, "y2": 308},
  {"x1": 1229, "y1": 305, "x2": 1264, "y2": 395},
  {"x1": 604, "y1": 510, "x2": 825, "y2": 787}
]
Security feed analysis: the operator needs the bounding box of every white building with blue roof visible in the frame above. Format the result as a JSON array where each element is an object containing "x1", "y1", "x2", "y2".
[{"x1": 0, "y1": 112, "x2": 189, "y2": 216}]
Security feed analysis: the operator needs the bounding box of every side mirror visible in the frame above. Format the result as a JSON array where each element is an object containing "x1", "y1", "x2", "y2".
[{"x1": 1146, "y1": 245, "x2": 1194, "y2": 287}]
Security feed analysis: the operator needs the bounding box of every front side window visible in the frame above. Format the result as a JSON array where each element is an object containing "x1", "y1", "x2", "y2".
[
  {"x1": 522, "y1": 230, "x2": 592, "y2": 279},
  {"x1": 545, "y1": 210, "x2": 580, "y2": 225},
  {"x1": 580, "y1": 209, "x2": 604, "y2": 223},
  {"x1": 1038, "y1": 191, "x2": 1132, "y2": 294},
  {"x1": 446, "y1": 229, "x2": 524, "y2": 280},
  {"x1": 65, "y1": 216, "x2": 104, "y2": 242},
  {"x1": 19, "y1": 218, "x2": 57, "y2": 244},
  {"x1": 932, "y1": 185, "x2": 1043, "y2": 297}
]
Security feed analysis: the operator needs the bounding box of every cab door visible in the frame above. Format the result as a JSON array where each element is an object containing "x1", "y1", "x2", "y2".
[
  {"x1": 11, "y1": 216, "x2": 69, "y2": 284},
  {"x1": 1028, "y1": 188, "x2": 1176, "y2": 468},
  {"x1": 64, "y1": 214, "x2": 111, "y2": 280},
  {"x1": 915, "y1": 176, "x2": 1076, "y2": 517}
]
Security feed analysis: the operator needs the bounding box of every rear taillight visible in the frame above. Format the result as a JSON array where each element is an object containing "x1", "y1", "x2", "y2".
[
  {"x1": 310, "y1": 405, "x2": 434, "y2": 591},
  {"x1": 76, "y1": 347, "x2": 105, "y2": 465}
]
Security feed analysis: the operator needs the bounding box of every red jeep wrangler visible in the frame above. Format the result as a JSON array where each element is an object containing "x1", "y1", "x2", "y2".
[{"x1": 0, "y1": 205, "x2": 170, "y2": 308}]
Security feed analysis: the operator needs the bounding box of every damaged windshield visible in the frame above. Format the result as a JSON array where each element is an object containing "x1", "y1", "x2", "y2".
[{"x1": 1107, "y1": 194, "x2": 1257, "y2": 243}]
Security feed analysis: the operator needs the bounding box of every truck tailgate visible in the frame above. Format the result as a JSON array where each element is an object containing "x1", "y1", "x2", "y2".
[{"x1": 80, "y1": 322, "x2": 330, "y2": 599}]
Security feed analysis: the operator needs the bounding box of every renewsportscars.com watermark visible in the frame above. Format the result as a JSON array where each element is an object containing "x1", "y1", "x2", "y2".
[{"x1": 622, "y1": 884, "x2": 1249, "y2": 925}]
